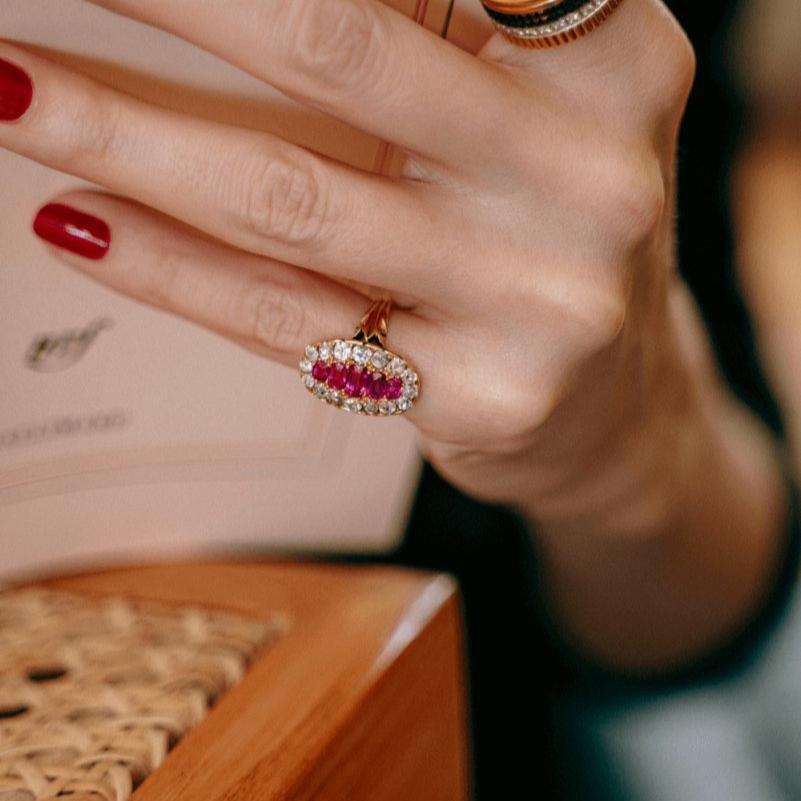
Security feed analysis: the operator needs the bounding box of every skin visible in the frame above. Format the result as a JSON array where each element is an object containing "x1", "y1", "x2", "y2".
[{"x1": 0, "y1": 0, "x2": 788, "y2": 672}]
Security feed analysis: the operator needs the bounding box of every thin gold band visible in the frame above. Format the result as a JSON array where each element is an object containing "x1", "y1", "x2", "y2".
[{"x1": 354, "y1": 298, "x2": 391, "y2": 348}]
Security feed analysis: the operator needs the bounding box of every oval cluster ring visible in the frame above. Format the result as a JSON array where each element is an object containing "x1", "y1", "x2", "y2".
[{"x1": 298, "y1": 299, "x2": 420, "y2": 417}]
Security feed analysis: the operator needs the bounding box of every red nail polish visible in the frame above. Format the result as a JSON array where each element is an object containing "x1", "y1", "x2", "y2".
[
  {"x1": 33, "y1": 204, "x2": 111, "y2": 260},
  {"x1": 0, "y1": 58, "x2": 33, "y2": 121}
]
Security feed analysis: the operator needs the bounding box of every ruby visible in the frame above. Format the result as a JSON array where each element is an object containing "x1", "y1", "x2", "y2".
[
  {"x1": 345, "y1": 365, "x2": 365, "y2": 397},
  {"x1": 386, "y1": 377, "x2": 403, "y2": 400},
  {"x1": 366, "y1": 371, "x2": 387, "y2": 400},
  {"x1": 327, "y1": 363, "x2": 348, "y2": 390},
  {"x1": 311, "y1": 361, "x2": 329, "y2": 382}
]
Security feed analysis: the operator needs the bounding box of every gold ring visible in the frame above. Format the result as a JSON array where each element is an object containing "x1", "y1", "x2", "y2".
[
  {"x1": 298, "y1": 298, "x2": 420, "y2": 417},
  {"x1": 482, "y1": 0, "x2": 626, "y2": 49}
]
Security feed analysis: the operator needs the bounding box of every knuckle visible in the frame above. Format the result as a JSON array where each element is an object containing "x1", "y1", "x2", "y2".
[
  {"x1": 575, "y1": 290, "x2": 628, "y2": 353},
  {"x1": 250, "y1": 281, "x2": 307, "y2": 353},
  {"x1": 288, "y1": 0, "x2": 389, "y2": 94},
  {"x1": 140, "y1": 238, "x2": 197, "y2": 309},
  {"x1": 493, "y1": 387, "x2": 563, "y2": 450},
  {"x1": 603, "y1": 160, "x2": 667, "y2": 249},
  {"x1": 472, "y1": 374, "x2": 564, "y2": 452},
  {"x1": 240, "y1": 154, "x2": 334, "y2": 248},
  {"x1": 626, "y1": 171, "x2": 666, "y2": 245},
  {"x1": 651, "y1": 28, "x2": 697, "y2": 114},
  {"x1": 60, "y1": 90, "x2": 125, "y2": 166},
  {"x1": 672, "y1": 34, "x2": 697, "y2": 105}
]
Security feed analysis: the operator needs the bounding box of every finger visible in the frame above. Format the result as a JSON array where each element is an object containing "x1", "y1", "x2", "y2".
[
  {"x1": 29, "y1": 190, "x2": 368, "y2": 364},
  {"x1": 0, "y1": 43, "x2": 453, "y2": 294},
  {"x1": 82, "y1": 0, "x2": 523, "y2": 168},
  {"x1": 33, "y1": 190, "x2": 441, "y2": 421}
]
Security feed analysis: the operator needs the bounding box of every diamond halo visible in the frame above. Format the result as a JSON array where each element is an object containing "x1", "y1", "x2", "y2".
[{"x1": 298, "y1": 338, "x2": 420, "y2": 417}]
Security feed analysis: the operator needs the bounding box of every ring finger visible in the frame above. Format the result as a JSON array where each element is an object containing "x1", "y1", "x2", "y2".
[{"x1": 35, "y1": 189, "x2": 438, "y2": 393}]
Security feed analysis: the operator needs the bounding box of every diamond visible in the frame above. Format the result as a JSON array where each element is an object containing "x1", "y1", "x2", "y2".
[
  {"x1": 304, "y1": 345, "x2": 318, "y2": 362},
  {"x1": 333, "y1": 340, "x2": 352, "y2": 362},
  {"x1": 303, "y1": 374, "x2": 315, "y2": 389},
  {"x1": 386, "y1": 401, "x2": 397, "y2": 414},
  {"x1": 352, "y1": 345, "x2": 369, "y2": 365},
  {"x1": 319, "y1": 342, "x2": 332, "y2": 361},
  {"x1": 397, "y1": 398, "x2": 411, "y2": 412},
  {"x1": 344, "y1": 398, "x2": 362, "y2": 412},
  {"x1": 370, "y1": 350, "x2": 388, "y2": 369},
  {"x1": 299, "y1": 359, "x2": 313, "y2": 373},
  {"x1": 388, "y1": 357, "x2": 405, "y2": 375},
  {"x1": 402, "y1": 368, "x2": 416, "y2": 384},
  {"x1": 364, "y1": 401, "x2": 377, "y2": 414},
  {"x1": 314, "y1": 384, "x2": 327, "y2": 398}
]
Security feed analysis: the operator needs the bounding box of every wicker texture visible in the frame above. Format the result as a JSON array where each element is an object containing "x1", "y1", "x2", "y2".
[{"x1": 0, "y1": 589, "x2": 283, "y2": 801}]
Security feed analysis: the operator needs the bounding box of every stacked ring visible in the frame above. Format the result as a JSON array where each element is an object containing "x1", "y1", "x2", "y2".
[
  {"x1": 299, "y1": 298, "x2": 421, "y2": 417},
  {"x1": 481, "y1": 0, "x2": 626, "y2": 48}
]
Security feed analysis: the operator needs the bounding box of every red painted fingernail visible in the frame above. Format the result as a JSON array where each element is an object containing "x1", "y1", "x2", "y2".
[
  {"x1": 0, "y1": 57, "x2": 33, "y2": 121},
  {"x1": 33, "y1": 204, "x2": 111, "y2": 260}
]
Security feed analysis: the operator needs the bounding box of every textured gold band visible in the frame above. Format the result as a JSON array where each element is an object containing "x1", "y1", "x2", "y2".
[{"x1": 486, "y1": 0, "x2": 626, "y2": 49}]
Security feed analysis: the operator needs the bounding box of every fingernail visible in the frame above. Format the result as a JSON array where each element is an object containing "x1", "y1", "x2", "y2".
[
  {"x1": 0, "y1": 57, "x2": 33, "y2": 121},
  {"x1": 33, "y1": 204, "x2": 111, "y2": 260}
]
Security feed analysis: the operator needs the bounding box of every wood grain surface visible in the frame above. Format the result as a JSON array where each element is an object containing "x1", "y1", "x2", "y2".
[{"x1": 31, "y1": 561, "x2": 470, "y2": 801}]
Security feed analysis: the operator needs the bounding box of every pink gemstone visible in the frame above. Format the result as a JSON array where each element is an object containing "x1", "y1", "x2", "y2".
[
  {"x1": 311, "y1": 361, "x2": 329, "y2": 382},
  {"x1": 366, "y1": 371, "x2": 387, "y2": 400},
  {"x1": 327, "y1": 363, "x2": 348, "y2": 390},
  {"x1": 386, "y1": 377, "x2": 403, "y2": 400},
  {"x1": 345, "y1": 365, "x2": 364, "y2": 397}
]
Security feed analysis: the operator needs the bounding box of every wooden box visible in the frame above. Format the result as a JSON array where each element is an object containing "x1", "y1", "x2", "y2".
[{"x1": 1, "y1": 562, "x2": 470, "y2": 801}]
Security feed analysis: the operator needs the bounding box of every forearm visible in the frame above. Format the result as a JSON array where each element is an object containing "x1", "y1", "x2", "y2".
[{"x1": 516, "y1": 284, "x2": 790, "y2": 673}]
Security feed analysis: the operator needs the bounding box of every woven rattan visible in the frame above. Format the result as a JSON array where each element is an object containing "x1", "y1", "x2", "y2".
[{"x1": 0, "y1": 588, "x2": 283, "y2": 801}]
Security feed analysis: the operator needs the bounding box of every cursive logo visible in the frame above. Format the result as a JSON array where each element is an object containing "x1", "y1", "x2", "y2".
[{"x1": 25, "y1": 317, "x2": 114, "y2": 373}]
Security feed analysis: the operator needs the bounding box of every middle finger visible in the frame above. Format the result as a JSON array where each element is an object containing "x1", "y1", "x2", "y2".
[
  {"x1": 83, "y1": 0, "x2": 519, "y2": 169},
  {"x1": 0, "y1": 43, "x2": 459, "y2": 294}
]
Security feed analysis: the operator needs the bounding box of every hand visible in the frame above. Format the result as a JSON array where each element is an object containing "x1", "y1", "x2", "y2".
[
  {"x1": 0, "y1": 0, "x2": 693, "y2": 518},
  {"x1": 2, "y1": 1, "x2": 784, "y2": 669}
]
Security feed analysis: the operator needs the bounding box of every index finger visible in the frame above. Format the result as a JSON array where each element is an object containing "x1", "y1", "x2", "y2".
[{"x1": 84, "y1": 0, "x2": 521, "y2": 169}]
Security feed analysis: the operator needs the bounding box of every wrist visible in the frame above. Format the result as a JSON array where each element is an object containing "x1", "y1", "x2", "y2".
[{"x1": 516, "y1": 281, "x2": 790, "y2": 669}]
